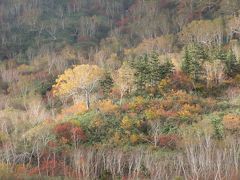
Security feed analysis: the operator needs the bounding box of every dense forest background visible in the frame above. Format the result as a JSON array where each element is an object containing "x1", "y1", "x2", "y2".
[{"x1": 1, "y1": 0, "x2": 240, "y2": 179}]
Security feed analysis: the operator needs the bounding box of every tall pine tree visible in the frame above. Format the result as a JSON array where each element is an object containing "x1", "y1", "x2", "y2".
[
  {"x1": 131, "y1": 52, "x2": 173, "y2": 95},
  {"x1": 224, "y1": 50, "x2": 240, "y2": 77},
  {"x1": 181, "y1": 44, "x2": 206, "y2": 83}
]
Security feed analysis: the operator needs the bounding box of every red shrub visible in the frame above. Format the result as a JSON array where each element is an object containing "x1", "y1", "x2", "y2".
[
  {"x1": 29, "y1": 159, "x2": 73, "y2": 177},
  {"x1": 71, "y1": 127, "x2": 86, "y2": 141},
  {"x1": 171, "y1": 71, "x2": 193, "y2": 91},
  {"x1": 158, "y1": 134, "x2": 180, "y2": 149},
  {"x1": 47, "y1": 141, "x2": 57, "y2": 148},
  {"x1": 121, "y1": 103, "x2": 130, "y2": 112},
  {"x1": 54, "y1": 122, "x2": 73, "y2": 141},
  {"x1": 54, "y1": 122, "x2": 86, "y2": 144}
]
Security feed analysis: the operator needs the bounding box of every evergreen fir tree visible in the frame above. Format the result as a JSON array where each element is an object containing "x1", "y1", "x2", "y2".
[
  {"x1": 224, "y1": 50, "x2": 240, "y2": 77},
  {"x1": 181, "y1": 44, "x2": 206, "y2": 83},
  {"x1": 132, "y1": 52, "x2": 174, "y2": 95},
  {"x1": 182, "y1": 47, "x2": 191, "y2": 75},
  {"x1": 132, "y1": 54, "x2": 149, "y2": 93},
  {"x1": 214, "y1": 46, "x2": 227, "y2": 61},
  {"x1": 100, "y1": 72, "x2": 114, "y2": 97}
]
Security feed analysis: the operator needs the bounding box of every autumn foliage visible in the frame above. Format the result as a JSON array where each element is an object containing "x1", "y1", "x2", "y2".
[
  {"x1": 53, "y1": 64, "x2": 104, "y2": 109},
  {"x1": 96, "y1": 99, "x2": 118, "y2": 114},
  {"x1": 2, "y1": 0, "x2": 240, "y2": 179},
  {"x1": 61, "y1": 102, "x2": 88, "y2": 116},
  {"x1": 223, "y1": 114, "x2": 240, "y2": 131},
  {"x1": 54, "y1": 122, "x2": 86, "y2": 144}
]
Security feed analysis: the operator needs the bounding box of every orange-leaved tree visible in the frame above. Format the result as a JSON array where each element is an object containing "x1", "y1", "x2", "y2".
[{"x1": 53, "y1": 64, "x2": 104, "y2": 109}]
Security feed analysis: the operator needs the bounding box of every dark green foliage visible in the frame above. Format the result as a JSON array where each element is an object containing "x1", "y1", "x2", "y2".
[
  {"x1": 99, "y1": 72, "x2": 114, "y2": 98},
  {"x1": 211, "y1": 47, "x2": 227, "y2": 61},
  {"x1": 161, "y1": 124, "x2": 178, "y2": 134},
  {"x1": 210, "y1": 47, "x2": 240, "y2": 77},
  {"x1": 183, "y1": 45, "x2": 240, "y2": 85},
  {"x1": 73, "y1": 111, "x2": 121, "y2": 144},
  {"x1": 211, "y1": 115, "x2": 224, "y2": 139},
  {"x1": 131, "y1": 53, "x2": 174, "y2": 95},
  {"x1": 99, "y1": 170, "x2": 113, "y2": 180},
  {"x1": 181, "y1": 44, "x2": 207, "y2": 83},
  {"x1": 181, "y1": 47, "x2": 191, "y2": 75},
  {"x1": 37, "y1": 77, "x2": 56, "y2": 96},
  {"x1": 224, "y1": 50, "x2": 240, "y2": 77},
  {"x1": 131, "y1": 55, "x2": 148, "y2": 93}
]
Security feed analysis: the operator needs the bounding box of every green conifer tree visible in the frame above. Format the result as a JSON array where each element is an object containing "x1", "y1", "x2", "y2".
[
  {"x1": 224, "y1": 50, "x2": 240, "y2": 77},
  {"x1": 100, "y1": 72, "x2": 114, "y2": 98},
  {"x1": 132, "y1": 52, "x2": 173, "y2": 95}
]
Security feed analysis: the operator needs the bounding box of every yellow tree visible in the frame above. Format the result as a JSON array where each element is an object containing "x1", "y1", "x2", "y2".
[
  {"x1": 53, "y1": 64, "x2": 104, "y2": 109},
  {"x1": 113, "y1": 62, "x2": 135, "y2": 104}
]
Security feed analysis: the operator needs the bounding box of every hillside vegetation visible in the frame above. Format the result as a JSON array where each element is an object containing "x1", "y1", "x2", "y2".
[{"x1": 1, "y1": 0, "x2": 240, "y2": 179}]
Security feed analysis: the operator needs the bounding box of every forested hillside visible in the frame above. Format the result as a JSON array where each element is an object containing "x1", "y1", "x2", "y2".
[{"x1": 1, "y1": 0, "x2": 240, "y2": 179}]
